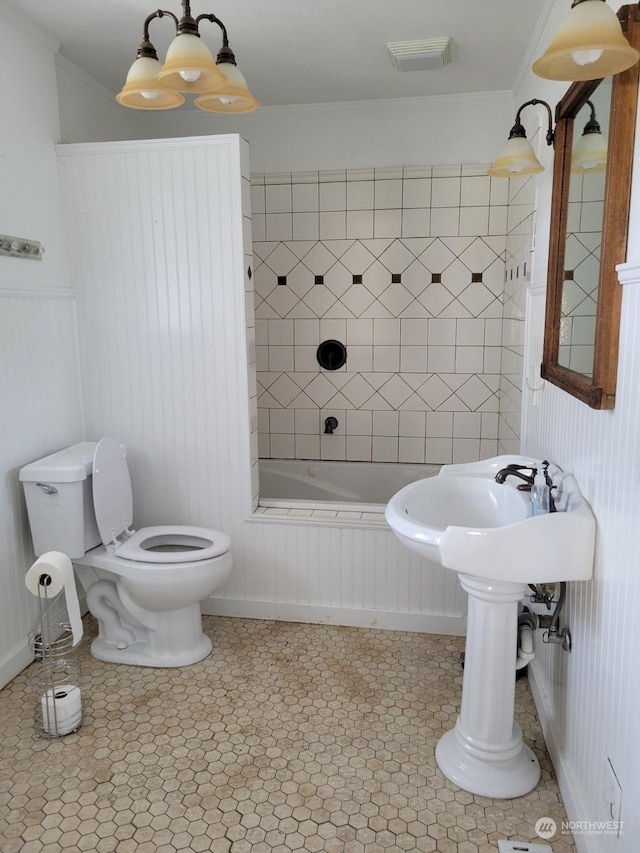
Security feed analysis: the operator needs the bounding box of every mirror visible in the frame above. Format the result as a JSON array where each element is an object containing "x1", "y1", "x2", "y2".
[{"x1": 541, "y1": 4, "x2": 640, "y2": 409}]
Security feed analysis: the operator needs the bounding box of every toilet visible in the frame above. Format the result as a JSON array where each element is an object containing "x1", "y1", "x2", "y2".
[{"x1": 19, "y1": 438, "x2": 232, "y2": 667}]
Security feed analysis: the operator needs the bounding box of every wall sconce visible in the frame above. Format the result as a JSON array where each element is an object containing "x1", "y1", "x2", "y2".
[
  {"x1": 487, "y1": 100, "x2": 554, "y2": 178},
  {"x1": 571, "y1": 100, "x2": 608, "y2": 172},
  {"x1": 116, "y1": 0, "x2": 259, "y2": 113},
  {"x1": 533, "y1": 0, "x2": 639, "y2": 81}
]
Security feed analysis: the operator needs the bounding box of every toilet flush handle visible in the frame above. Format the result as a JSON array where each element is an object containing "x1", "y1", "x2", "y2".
[{"x1": 36, "y1": 482, "x2": 58, "y2": 495}]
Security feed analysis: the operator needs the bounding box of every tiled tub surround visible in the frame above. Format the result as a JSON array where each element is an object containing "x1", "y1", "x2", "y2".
[
  {"x1": 252, "y1": 166, "x2": 509, "y2": 466},
  {"x1": 500, "y1": 175, "x2": 536, "y2": 456}
]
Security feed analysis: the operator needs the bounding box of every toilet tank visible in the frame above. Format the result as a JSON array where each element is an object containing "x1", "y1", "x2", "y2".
[{"x1": 19, "y1": 442, "x2": 101, "y2": 558}]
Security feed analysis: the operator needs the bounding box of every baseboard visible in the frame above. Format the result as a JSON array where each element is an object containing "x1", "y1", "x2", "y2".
[
  {"x1": 528, "y1": 662, "x2": 595, "y2": 853},
  {"x1": 202, "y1": 596, "x2": 466, "y2": 635}
]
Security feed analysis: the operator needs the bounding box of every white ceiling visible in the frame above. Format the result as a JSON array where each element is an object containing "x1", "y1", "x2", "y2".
[{"x1": 13, "y1": 0, "x2": 547, "y2": 107}]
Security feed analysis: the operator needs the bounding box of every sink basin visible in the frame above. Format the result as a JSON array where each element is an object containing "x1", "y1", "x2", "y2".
[
  {"x1": 385, "y1": 454, "x2": 595, "y2": 583},
  {"x1": 385, "y1": 455, "x2": 597, "y2": 799}
]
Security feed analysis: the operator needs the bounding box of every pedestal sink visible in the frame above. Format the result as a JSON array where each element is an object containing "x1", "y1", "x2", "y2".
[{"x1": 385, "y1": 455, "x2": 595, "y2": 798}]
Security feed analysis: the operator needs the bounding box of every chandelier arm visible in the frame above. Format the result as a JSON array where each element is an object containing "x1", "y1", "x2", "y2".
[
  {"x1": 143, "y1": 10, "x2": 179, "y2": 43},
  {"x1": 196, "y1": 14, "x2": 237, "y2": 64}
]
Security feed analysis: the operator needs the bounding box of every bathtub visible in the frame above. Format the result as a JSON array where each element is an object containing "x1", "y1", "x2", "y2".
[{"x1": 259, "y1": 458, "x2": 440, "y2": 510}]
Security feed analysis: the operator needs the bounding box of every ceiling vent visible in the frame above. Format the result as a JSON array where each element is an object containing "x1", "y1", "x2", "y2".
[{"x1": 387, "y1": 37, "x2": 452, "y2": 72}]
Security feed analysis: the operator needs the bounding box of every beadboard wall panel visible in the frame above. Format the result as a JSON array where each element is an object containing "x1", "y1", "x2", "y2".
[
  {"x1": 0, "y1": 290, "x2": 84, "y2": 686},
  {"x1": 58, "y1": 135, "x2": 465, "y2": 634},
  {"x1": 523, "y1": 274, "x2": 640, "y2": 851}
]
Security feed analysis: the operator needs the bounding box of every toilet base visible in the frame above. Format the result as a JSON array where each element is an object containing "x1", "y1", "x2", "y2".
[{"x1": 90, "y1": 633, "x2": 212, "y2": 668}]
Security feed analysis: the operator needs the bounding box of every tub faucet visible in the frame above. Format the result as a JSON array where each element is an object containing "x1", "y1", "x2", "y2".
[{"x1": 324, "y1": 417, "x2": 338, "y2": 434}]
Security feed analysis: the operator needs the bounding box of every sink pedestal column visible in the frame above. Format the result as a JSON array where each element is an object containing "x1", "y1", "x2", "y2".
[{"x1": 435, "y1": 574, "x2": 540, "y2": 798}]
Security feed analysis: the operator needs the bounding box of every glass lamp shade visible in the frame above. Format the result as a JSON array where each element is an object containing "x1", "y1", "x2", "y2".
[
  {"x1": 533, "y1": 0, "x2": 640, "y2": 81},
  {"x1": 572, "y1": 130, "x2": 608, "y2": 172},
  {"x1": 194, "y1": 63, "x2": 260, "y2": 113},
  {"x1": 157, "y1": 33, "x2": 228, "y2": 93},
  {"x1": 487, "y1": 136, "x2": 544, "y2": 178},
  {"x1": 116, "y1": 56, "x2": 185, "y2": 109}
]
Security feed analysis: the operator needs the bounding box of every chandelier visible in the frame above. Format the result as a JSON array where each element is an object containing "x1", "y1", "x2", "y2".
[{"x1": 116, "y1": 0, "x2": 259, "y2": 113}]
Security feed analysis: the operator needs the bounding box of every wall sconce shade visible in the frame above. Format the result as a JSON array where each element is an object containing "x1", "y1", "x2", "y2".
[
  {"x1": 488, "y1": 136, "x2": 545, "y2": 178},
  {"x1": 533, "y1": 0, "x2": 640, "y2": 81},
  {"x1": 116, "y1": 1, "x2": 259, "y2": 113},
  {"x1": 488, "y1": 99, "x2": 554, "y2": 179},
  {"x1": 571, "y1": 100, "x2": 608, "y2": 172}
]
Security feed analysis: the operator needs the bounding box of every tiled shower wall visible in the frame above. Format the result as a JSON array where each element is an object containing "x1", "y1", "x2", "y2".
[
  {"x1": 500, "y1": 174, "x2": 536, "y2": 455},
  {"x1": 252, "y1": 166, "x2": 510, "y2": 464}
]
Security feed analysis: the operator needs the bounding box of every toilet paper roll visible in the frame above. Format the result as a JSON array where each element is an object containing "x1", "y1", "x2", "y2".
[
  {"x1": 40, "y1": 684, "x2": 82, "y2": 736},
  {"x1": 25, "y1": 551, "x2": 83, "y2": 647}
]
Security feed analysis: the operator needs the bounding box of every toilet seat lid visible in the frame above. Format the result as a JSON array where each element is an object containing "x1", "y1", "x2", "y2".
[{"x1": 92, "y1": 437, "x2": 134, "y2": 546}]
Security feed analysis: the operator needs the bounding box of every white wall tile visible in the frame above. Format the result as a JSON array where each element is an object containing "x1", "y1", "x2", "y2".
[
  {"x1": 402, "y1": 209, "x2": 430, "y2": 238},
  {"x1": 271, "y1": 433, "x2": 295, "y2": 458},
  {"x1": 345, "y1": 435, "x2": 372, "y2": 461},
  {"x1": 431, "y1": 177, "x2": 461, "y2": 207},
  {"x1": 293, "y1": 213, "x2": 319, "y2": 241},
  {"x1": 346, "y1": 211, "x2": 374, "y2": 239},
  {"x1": 399, "y1": 411, "x2": 426, "y2": 437},
  {"x1": 292, "y1": 183, "x2": 319, "y2": 212},
  {"x1": 375, "y1": 179, "x2": 403, "y2": 209},
  {"x1": 266, "y1": 184, "x2": 292, "y2": 213},
  {"x1": 319, "y1": 211, "x2": 346, "y2": 240},
  {"x1": 459, "y1": 207, "x2": 489, "y2": 237},
  {"x1": 373, "y1": 411, "x2": 399, "y2": 436},
  {"x1": 373, "y1": 318, "x2": 400, "y2": 345},
  {"x1": 399, "y1": 437, "x2": 425, "y2": 463},
  {"x1": 270, "y1": 409, "x2": 295, "y2": 433},
  {"x1": 372, "y1": 436, "x2": 398, "y2": 462},
  {"x1": 319, "y1": 181, "x2": 346, "y2": 212},
  {"x1": 428, "y1": 346, "x2": 456, "y2": 373},
  {"x1": 430, "y1": 208, "x2": 460, "y2": 236},
  {"x1": 461, "y1": 176, "x2": 491, "y2": 207},
  {"x1": 251, "y1": 184, "x2": 266, "y2": 214},
  {"x1": 400, "y1": 346, "x2": 428, "y2": 372},
  {"x1": 320, "y1": 434, "x2": 345, "y2": 460},
  {"x1": 347, "y1": 181, "x2": 375, "y2": 210},
  {"x1": 373, "y1": 345, "x2": 400, "y2": 372},
  {"x1": 295, "y1": 435, "x2": 320, "y2": 459},
  {"x1": 374, "y1": 210, "x2": 402, "y2": 238},
  {"x1": 426, "y1": 437, "x2": 452, "y2": 463},
  {"x1": 266, "y1": 213, "x2": 293, "y2": 241}
]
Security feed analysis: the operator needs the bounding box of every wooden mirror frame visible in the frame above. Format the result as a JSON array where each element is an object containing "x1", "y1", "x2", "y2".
[{"x1": 541, "y1": 4, "x2": 640, "y2": 409}]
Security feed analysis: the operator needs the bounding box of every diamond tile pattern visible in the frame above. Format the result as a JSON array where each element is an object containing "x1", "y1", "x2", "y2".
[
  {"x1": 0, "y1": 615, "x2": 576, "y2": 853},
  {"x1": 254, "y1": 167, "x2": 509, "y2": 464}
]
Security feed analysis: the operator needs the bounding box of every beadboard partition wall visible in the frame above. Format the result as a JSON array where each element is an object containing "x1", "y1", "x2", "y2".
[{"x1": 56, "y1": 134, "x2": 467, "y2": 636}]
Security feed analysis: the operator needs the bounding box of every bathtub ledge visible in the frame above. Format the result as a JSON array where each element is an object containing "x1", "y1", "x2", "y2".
[{"x1": 250, "y1": 505, "x2": 389, "y2": 528}]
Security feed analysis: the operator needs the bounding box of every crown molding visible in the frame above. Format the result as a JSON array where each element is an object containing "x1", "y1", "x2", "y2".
[
  {"x1": 0, "y1": 1, "x2": 59, "y2": 53},
  {"x1": 55, "y1": 54, "x2": 118, "y2": 103}
]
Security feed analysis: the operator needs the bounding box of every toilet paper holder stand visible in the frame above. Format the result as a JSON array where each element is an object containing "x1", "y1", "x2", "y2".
[{"x1": 28, "y1": 582, "x2": 84, "y2": 739}]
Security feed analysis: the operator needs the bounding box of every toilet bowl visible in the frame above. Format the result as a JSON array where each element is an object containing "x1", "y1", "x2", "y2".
[{"x1": 20, "y1": 438, "x2": 232, "y2": 668}]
